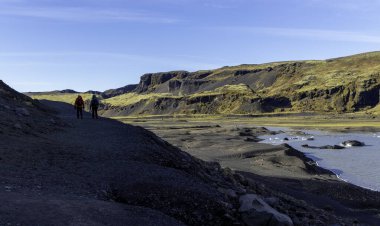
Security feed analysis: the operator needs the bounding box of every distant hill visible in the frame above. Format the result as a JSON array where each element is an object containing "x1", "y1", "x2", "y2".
[
  {"x1": 27, "y1": 85, "x2": 138, "y2": 103},
  {"x1": 85, "y1": 90, "x2": 102, "y2": 95},
  {"x1": 29, "y1": 51, "x2": 380, "y2": 116},
  {"x1": 25, "y1": 89, "x2": 78, "y2": 96}
]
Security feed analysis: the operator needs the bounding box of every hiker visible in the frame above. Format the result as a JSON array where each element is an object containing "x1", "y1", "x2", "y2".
[
  {"x1": 74, "y1": 95, "x2": 85, "y2": 119},
  {"x1": 90, "y1": 95, "x2": 100, "y2": 119}
]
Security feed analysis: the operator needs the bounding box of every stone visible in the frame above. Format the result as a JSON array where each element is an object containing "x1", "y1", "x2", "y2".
[
  {"x1": 341, "y1": 140, "x2": 365, "y2": 147},
  {"x1": 239, "y1": 194, "x2": 293, "y2": 226}
]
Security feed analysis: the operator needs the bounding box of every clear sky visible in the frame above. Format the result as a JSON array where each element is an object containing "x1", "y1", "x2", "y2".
[{"x1": 1, "y1": 0, "x2": 379, "y2": 92}]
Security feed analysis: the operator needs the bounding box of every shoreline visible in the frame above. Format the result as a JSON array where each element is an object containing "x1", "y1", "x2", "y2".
[
  {"x1": 287, "y1": 143, "x2": 380, "y2": 192},
  {"x1": 304, "y1": 151, "x2": 380, "y2": 192},
  {"x1": 258, "y1": 127, "x2": 380, "y2": 192},
  {"x1": 120, "y1": 117, "x2": 380, "y2": 224}
]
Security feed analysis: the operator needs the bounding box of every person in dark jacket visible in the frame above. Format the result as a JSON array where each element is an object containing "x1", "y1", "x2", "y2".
[
  {"x1": 90, "y1": 95, "x2": 100, "y2": 119},
  {"x1": 74, "y1": 95, "x2": 85, "y2": 119}
]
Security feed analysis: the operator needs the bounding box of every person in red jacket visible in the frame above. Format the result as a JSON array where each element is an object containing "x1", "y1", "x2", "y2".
[{"x1": 74, "y1": 95, "x2": 85, "y2": 119}]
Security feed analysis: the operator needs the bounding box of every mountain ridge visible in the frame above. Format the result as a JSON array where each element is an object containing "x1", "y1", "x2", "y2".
[{"x1": 27, "y1": 51, "x2": 380, "y2": 116}]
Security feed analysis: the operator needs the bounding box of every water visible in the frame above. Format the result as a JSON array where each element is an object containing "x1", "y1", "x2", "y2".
[{"x1": 259, "y1": 127, "x2": 380, "y2": 191}]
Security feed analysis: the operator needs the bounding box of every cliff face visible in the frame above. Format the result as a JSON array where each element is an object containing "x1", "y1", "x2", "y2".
[
  {"x1": 135, "y1": 71, "x2": 191, "y2": 93},
  {"x1": 102, "y1": 84, "x2": 138, "y2": 98}
]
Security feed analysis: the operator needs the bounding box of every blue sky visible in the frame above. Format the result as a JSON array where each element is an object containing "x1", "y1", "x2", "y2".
[{"x1": 0, "y1": 0, "x2": 379, "y2": 92}]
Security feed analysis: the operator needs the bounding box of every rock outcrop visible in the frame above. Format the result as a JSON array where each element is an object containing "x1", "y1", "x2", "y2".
[
  {"x1": 102, "y1": 84, "x2": 138, "y2": 98},
  {"x1": 135, "y1": 71, "x2": 190, "y2": 93}
]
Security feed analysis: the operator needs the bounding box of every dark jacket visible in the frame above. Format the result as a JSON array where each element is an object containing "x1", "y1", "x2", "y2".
[{"x1": 90, "y1": 97, "x2": 99, "y2": 109}]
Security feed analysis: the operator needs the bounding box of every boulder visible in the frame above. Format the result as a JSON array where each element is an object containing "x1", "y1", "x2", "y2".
[
  {"x1": 239, "y1": 194, "x2": 293, "y2": 226},
  {"x1": 341, "y1": 140, "x2": 365, "y2": 147}
]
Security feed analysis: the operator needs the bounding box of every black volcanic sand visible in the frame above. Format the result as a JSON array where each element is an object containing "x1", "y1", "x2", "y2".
[
  {"x1": 122, "y1": 118, "x2": 380, "y2": 225},
  {"x1": 0, "y1": 101, "x2": 241, "y2": 226}
]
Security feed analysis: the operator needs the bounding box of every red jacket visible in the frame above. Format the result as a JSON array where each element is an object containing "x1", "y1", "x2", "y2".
[{"x1": 75, "y1": 97, "x2": 84, "y2": 108}]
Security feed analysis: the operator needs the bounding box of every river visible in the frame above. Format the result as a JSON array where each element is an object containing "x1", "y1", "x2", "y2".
[{"x1": 259, "y1": 127, "x2": 380, "y2": 191}]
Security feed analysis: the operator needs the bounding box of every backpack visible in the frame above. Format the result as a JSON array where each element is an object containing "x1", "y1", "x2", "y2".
[
  {"x1": 91, "y1": 98, "x2": 99, "y2": 107},
  {"x1": 75, "y1": 97, "x2": 84, "y2": 107}
]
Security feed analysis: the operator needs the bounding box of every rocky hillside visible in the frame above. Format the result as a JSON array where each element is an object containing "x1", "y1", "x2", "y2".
[
  {"x1": 0, "y1": 80, "x2": 60, "y2": 135},
  {"x1": 29, "y1": 51, "x2": 380, "y2": 116}
]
